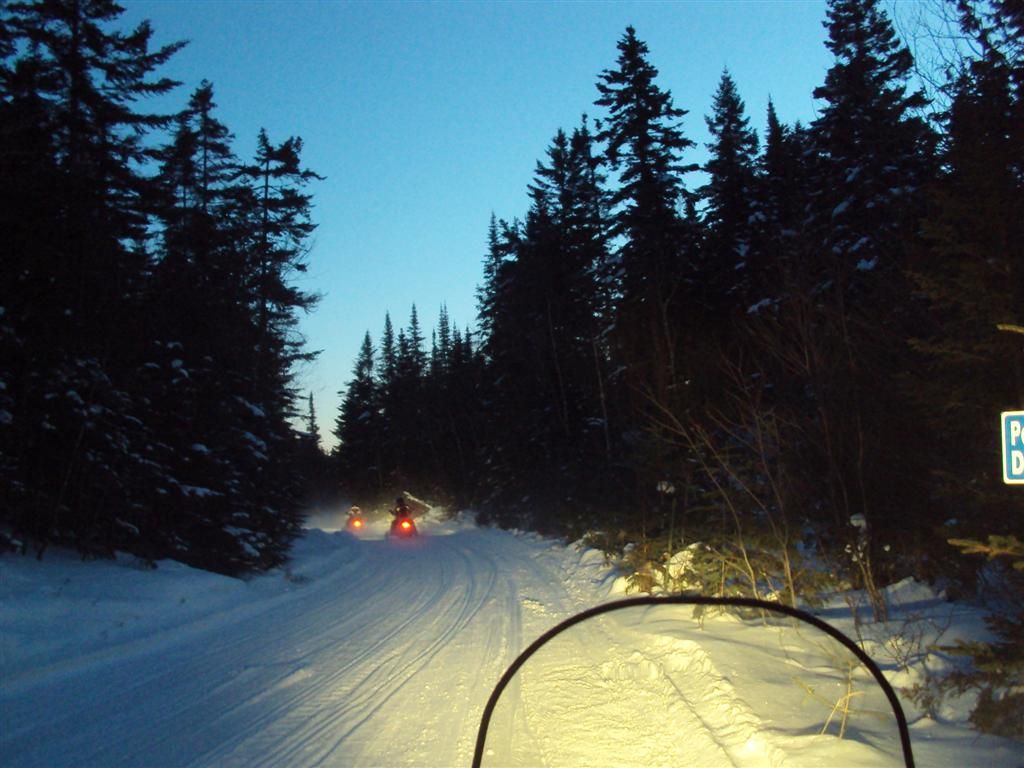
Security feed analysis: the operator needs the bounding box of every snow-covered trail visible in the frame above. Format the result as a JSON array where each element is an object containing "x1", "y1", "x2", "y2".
[
  {"x1": 3, "y1": 512, "x2": 1022, "y2": 768},
  {"x1": 1, "y1": 517, "x2": 605, "y2": 768}
]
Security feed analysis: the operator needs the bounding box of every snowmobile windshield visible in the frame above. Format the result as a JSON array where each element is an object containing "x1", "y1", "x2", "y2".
[{"x1": 474, "y1": 596, "x2": 914, "y2": 768}]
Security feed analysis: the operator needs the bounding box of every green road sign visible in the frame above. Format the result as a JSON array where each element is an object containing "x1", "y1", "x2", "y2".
[{"x1": 1002, "y1": 411, "x2": 1024, "y2": 485}]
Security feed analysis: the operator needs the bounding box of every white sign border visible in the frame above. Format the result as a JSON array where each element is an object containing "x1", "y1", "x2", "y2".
[{"x1": 1001, "y1": 410, "x2": 1024, "y2": 485}]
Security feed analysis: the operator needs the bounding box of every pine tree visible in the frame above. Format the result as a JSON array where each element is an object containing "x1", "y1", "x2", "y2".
[
  {"x1": 305, "y1": 391, "x2": 321, "y2": 449},
  {"x1": 147, "y1": 80, "x2": 286, "y2": 572},
  {"x1": 379, "y1": 312, "x2": 397, "y2": 385},
  {"x1": 700, "y1": 69, "x2": 759, "y2": 314},
  {"x1": 0, "y1": 0, "x2": 184, "y2": 558},
  {"x1": 392, "y1": 306, "x2": 428, "y2": 486},
  {"x1": 336, "y1": 332, "x2": 384, "y2": 494},
  {"x1": 811, "y1": 0, "x2": 934, "y2": 283},
  {"x1": 594, "y1": 26, "x2": 697, "y2": 317},
  {"x1": 910, "y1": 1, "x2": 1024, "y2": 736},
  {"x1": 910, "y1": 0, "x2": 1023, "y2": 547},
  {"x1": 157, "y1": 81, "x2": 237, "y2": 275},
  {"x1": 200, "y1": 128, "x2": 324, "y2": 570},
  {"x1": 476, "y1": 214, "x2": 517, "y2": 353},
  {"x1": 593, "y1": 26, "x2": 705, "y2": 536},
  {"x1": 798, "y1": 0, "x2": 937, "y2": 585},
  {"x1": 236, "y1": 128, "x2": 322, "y2": 396},
  {"x1": 435, "y1": 304, "x2": 452, "y2": 377},
  {"x1": 747, "y1": 104, "x2": 813, "y2": 308},
  {"x1": 0, "y1": 3, "x2": 324, "y2": 572},
  {"x1": 474, "y1": 120, "x2": 622, "y2": 529},
  {"x1": 441, "y1": 324, "x2": 485, "y2": 502},
  {"x1": 593, "y1": 25, "x2": 702, "y2": 413},
  {"x1": 370, "y1": 307, "x2": 429, "y2": 491}
]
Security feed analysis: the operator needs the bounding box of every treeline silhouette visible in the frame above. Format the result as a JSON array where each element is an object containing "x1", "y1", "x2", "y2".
[
  {"x1": 334, "y1": 2, "x2": 1022, "y2": 598},
  {"x1": 334, "y1": 3, "x2": 1023, "y2": 731}
]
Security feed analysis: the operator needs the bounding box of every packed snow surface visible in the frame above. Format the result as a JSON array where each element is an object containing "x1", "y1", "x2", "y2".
[{"x1": 1, "y1": 507, "x2": 1020, "y2": 767}]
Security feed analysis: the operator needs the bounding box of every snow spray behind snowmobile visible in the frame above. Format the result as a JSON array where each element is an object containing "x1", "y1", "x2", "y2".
[{"x1": 473, "y1": 596, "x2": 915, "y2": 767}]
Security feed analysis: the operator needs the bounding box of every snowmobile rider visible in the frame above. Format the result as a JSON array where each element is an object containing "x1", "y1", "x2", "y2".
[{"x1": 393, "y1": 497, "x2": 411, "y2": 519}]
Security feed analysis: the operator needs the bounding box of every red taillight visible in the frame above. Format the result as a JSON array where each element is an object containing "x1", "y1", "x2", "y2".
[{"x1": 401, "y1": 520, "x2": 412, "y2": 530}]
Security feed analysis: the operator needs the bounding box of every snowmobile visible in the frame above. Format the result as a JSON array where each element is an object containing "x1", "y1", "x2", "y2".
[
  {"x1": 388, "y1": 512, "x2": 418, "y2": 538},
  {"x1": 345, "y1": 507, "x2": 366, "y2": 532},
  {"x1": 472, "y1": 595, "x2": 916, "y2": 768}
]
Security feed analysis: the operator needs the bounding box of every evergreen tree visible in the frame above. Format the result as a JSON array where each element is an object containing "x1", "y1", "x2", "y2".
[
  {"x1": 0, "y1": 4, "x2": 323, "y2": 571},
  {"x1": 797, "y1": 0, "x2": 936, "y2": 581},
  {"x1": 336, "y1": 332, "x2": 385, "y2": 494},
  {"x1": 747, "y1": 104, "x2": 813, "y2": 307},
  {"x1": 0, "y1": 0, "x2": 183, "y2": 558},
  {"x1": 392, "y1": 306, "x2": 427, "y2": 486},
  {"x1": 440, "y1": 324, "x2": 486, "y2": 502},
  {"x1": 379, "y1": 312, "x2": 397, "y2": 385},
  {"x1": 435, "y1": 304, "x2": 452, "y2": 377},
  {"x1": 910, "y1": 0, "x2": 1023, "y2": 543},
  {"x1": 371, "y1": 307, "x2": 429, "y2": 491},
  {"x1": 149, "y1": 78, "x2": 242, "y2": 477},
  {"x1": 475, "y1": 119, "x2": 622, "y2": 529},
  {"x1": 200, "y1": 128, "x2": 324, "y2": 569},
  {"x1": 700, "y1": 69, "x2": 760, "y2": 313},
  {"x1": 906, "y1": 2, "x2": 1024, "y2": 734},
  {"x1": 305, "y1": 391, "x2": 321, "y2": 449},
  {"x1": 236, "y1": 128, "x2": 322, "y2": 396},
  {"x1": 147, "y1": 81, "x2": 309, "y2": 572},
  {"x1": 419, "y1": 305, "x2": 474, "y2": 500},
  {"x1": 476, "y1": 214, "x2": 516, "y2": 353},
  {"x1": 593, "y1": 26, "x2": 705, "y2": 534},
  {"x1": 157, "y1": 81, "x2": 237, "y2": 271},
  {"x1": 593, "y1": 26, "x2": 702, "y2": 408},
  {"x1": 811, "y1": 0, "x2": 934, "y2": 283},
  {"x1": 594, "y1": 27, "x2": 697, "y2": 323}
]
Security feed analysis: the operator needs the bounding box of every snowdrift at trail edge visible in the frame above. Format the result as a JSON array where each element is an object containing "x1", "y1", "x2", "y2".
[{"x1": 473, "y1": 595, "x2": 916, "y2": 768}]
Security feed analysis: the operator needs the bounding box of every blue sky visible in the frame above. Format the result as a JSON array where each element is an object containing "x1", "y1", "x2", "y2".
[{"x1": 119, "y1": 0, "x2": 833, "y2": 450}]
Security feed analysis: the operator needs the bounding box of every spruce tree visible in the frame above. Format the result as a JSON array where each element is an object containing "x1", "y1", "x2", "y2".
[
  {"x1": 236, "y1": 128, "x2": 322, "y2": 396},
  {"x1": 594, "y1": 26, "x2": 696, "y2": 321},
  {"x1": 593, "y1": 26, "x2": 701, "y2": 406},
  {"x1": 204, "y1": 128, "x2": 323, "y2": 569},
  {"x1": 802, "y1": 0, "x2": 936, "y2": 583},
  {"x1": 594, "y1": 26, "x2": 703, "y2": 535},
  {"x1": 700, "y1": 69, "x2": 759, "y2": 314},
  {"x1": 906, "y1": 2, "x2": 1024, "y2": 733},
  {"x1": 747, "y1": 104, "x2": 813, "y2": 307},
  {"x1": 371, "y1": 307, "x2": 429, "y2": 491},
  {"x1": 811, "y1": 0, "x2": 933, "y2": 283},
  {"x1": 476, "y1": 120, "x2": 622, "y2": 529},
  {"x1": 336, "y1": 332, "x2": 384, "y2": 494},
  {"x1": 0, "y1": 0, "x2": 183, "y2": 558},
  {"x1": 911, "y1": 0, "x2": 1023, "y2": 544},
  {"x1": 148, "y1": 81, "x2": 289, "y2": 572}
]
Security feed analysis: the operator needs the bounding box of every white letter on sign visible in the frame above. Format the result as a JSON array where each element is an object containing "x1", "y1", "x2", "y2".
[
  {"x1": 1013, "y1": 422, "x2": 1023, "y2": 445},
  {"x1": 1014, "y1": 451, "x2": 1024, "y2": 476}
]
